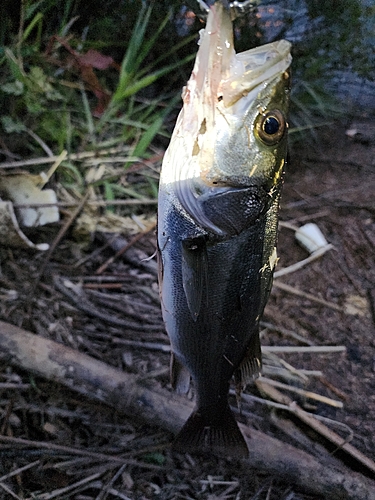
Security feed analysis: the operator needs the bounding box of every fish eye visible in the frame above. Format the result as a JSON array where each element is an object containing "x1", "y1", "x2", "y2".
[{"x1": 256, "y1": 110, "x2": 286, "y2": 146}]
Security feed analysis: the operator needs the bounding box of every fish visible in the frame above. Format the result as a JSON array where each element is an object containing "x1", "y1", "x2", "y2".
[{"x1": 157, "y1": 1, "x2": 291, "y2": 457}]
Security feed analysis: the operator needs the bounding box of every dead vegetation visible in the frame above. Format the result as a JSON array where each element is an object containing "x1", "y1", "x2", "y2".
[{"x1": 0, "y1": 124, "x2": 374, "y2": 499}]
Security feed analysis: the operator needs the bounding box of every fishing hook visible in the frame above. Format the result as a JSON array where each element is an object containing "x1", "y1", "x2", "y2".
[{"x1": 195, "y1": 0, "x2": 259, "y2": 18}]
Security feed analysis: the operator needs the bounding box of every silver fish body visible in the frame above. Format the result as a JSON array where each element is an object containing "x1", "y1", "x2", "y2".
[{"x1": 158, "y1": 2, "x2": 291, "y2": 457}]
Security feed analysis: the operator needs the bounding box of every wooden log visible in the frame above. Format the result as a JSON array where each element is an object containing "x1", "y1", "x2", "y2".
[{"x1": 0, "y1": 320, "x2": 374, "y2": 500}]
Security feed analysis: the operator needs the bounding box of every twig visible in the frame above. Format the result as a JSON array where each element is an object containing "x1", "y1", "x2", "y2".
[
  {"x1": 13, "y1": 199, "x2": 158, "y2": 208},
  {"x1": 280, "y1": 211, "x2": 330, "y2": 225},
  {"x1": 0, "y1": 436, "x2": 162, "y2": 471},
  {"x1": 103, "y1": 488, "x2": 132, "y2": 500},
  {"x1": 258, "y1": 376, "x2": 343, "y2": 408},
  {"x1": 0, "y1": 383, "x2": 31, "y2": 389},
  {"x1": 95, "y1": 464, "x2": 127, "y2": 500},
  {"x1": 36, "y1": 191, "x2": 90, "y2": 283},
  {"x1": 53, "y1": 276, "x2": 162, "y2": 332},
  {"x1": 25, "y1": 128, "x2": 54, "y2": 157},
  {"x1": 73, "y1": 234, "x2": 121, "y2": 269},
  {"x1": 300, "y1": 157, "x2": 374, "y2": 170},
  {"x1": 28, "y1": 472, "x2": 103, "y2": 500},
  {"x1": 318, "y1": 376, "x2": 348, "y2": 401},
  {"x1": 262, "y1": 345, "x2": 346, "y2": 353},
  {"x1": 273, "y1": 245, "x2": 334, "y2": 278},
  {"x1": 279, "y1": 220, "x2": 299, "y2": 231},
  {"x1": 109, "y1": 340, "x2": 346, "y2": 355},
  {"x1": 83, "y1": 283, "x2": 124, "y2": 289},
  {"x1": 236, "y1": 390, "x2": 354, "y2": 436},
  {"x1": 260, "y1": 320, "x2": 315, "y2": 346},
  {"x1": 276, "y1": 357, "x2": 309, "y2": 382},
  {"x1": 0, "y1": 482, "x2": 22, "y2": 500},
  {"x1": 0, "y1": 147, "x2": 132, "y2": 169},
  {"x1": 0, "y1": 320, "x2": 374, "y2": 499},
  {"x1": 0, "y1": 460, "x2": 40, "y2": 482},
  {"x1": 42, "y1": 150, "x2": 68, "y2": 182},
  {"x1": 272, "y1": 281, "x2": 351, "y2": 313},
  {"x1": 256, "y1": 379, "x2": 375, "y2": 475},
  {"x1": 95, "y1": 221, "x2": 156, "y2": 275},
  {"x1": 111, "y1": 339, "x2": 171, "y2": 352}
]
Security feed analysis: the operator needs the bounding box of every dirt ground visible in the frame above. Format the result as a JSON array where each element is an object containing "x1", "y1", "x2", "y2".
[{"x1": 0, "y1": 122, "x2": 374, "y2": 499}]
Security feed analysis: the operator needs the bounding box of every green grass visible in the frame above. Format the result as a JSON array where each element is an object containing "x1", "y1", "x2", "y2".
[
  {"x1": 1, "y1": 0, "x2": 374, "y2": 204},
  {"x1": 0, "y1": 1, "x2": 194, "y2": 207}
]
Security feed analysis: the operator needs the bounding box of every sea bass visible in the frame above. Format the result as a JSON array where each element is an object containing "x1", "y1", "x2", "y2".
[{"x1": 157, "y1": 1, "x2": 291, "y2": 457}]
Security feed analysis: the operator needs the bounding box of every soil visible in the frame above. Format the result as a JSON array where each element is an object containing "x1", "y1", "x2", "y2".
[{"x1": 0, "y1": 122, "x2": 374, "y2": 499}]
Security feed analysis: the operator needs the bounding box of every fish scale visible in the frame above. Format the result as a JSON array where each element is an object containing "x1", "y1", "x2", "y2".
[{"x1": 158, "y1": 1, "x2": 291, "y2": 457}]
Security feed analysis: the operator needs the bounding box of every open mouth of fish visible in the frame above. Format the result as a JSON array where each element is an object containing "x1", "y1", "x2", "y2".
[{"x1": 161, "y1": 4, "x2": 291, "y2": 236}]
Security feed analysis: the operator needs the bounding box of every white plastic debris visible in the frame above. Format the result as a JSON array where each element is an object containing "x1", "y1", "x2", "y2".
[
  {"x1": 274, "y1": 222, "x2": 332, "y2": 278},
  {"x1": 0, "y1": 172, "x2": 59, "y2": 227},
  {"x1": 0, "y1": 151, "x2": 65, "y2": 250},
  {"x1": 0, "y1": 200, "x2": 49, "y2": 250},
  {"x1": 295, "y1": 223, "x2": 329, "y2": 254}
]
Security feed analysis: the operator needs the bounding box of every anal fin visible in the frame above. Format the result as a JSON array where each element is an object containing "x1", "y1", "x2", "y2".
[
  {"x1": 172, "y1": 403, "x2": 249, "y2": 458},
  {"x1": 235, "y1": 332, "x2": 262, "y2": 389},
  {"x1": 170, "y1": 353, "x2": 191, "y2": 394}
]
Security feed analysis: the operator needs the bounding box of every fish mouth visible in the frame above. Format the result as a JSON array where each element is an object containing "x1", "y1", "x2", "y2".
[
  {"x1": 220, "y1": 40, "x2": 292, "y2": 109},
  {"x1": 191, "y1": 3, "x2": 292, "y2": 108}
]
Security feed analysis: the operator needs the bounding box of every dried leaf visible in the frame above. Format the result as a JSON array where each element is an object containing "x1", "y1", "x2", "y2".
[
  {"x1": 78, "y1": 48, "x2": 117, "y2": 70},
  {"x1": 44, "y1": 36, "x2": 117, "y2": 116}
]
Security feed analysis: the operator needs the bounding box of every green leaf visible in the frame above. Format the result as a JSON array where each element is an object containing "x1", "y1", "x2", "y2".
[
  {"x1": 22, "y1": 12, "x2": 44, "y2": 43},
  {"x1": 132, "y1": 93, "x2": 180, "y2": 158},
  {"x1": 4, "y1": 48, "x2": 27, "y2": 82},
  {"x1": 142, "y1": 453, "x2": 166, "y2": 466},
  {"x1": 1, "y1": 80, "x2": 24, "y2": 95},
  {"x1": 115, "y1": 53, "x2": 194, "y2": 101},
  {"x1": 104, "y1": 181, "x2": 115, "y2": 201},
  {"x1": 113, "y1": 3, "x2": 152, "y2": 101},
  {"x1": 1, "y1": 116, "x2": 26, "y2": 133}
]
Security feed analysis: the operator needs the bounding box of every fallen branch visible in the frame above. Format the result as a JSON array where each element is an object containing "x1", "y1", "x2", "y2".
[{"x1": 0, "y1": 320, "x2": 374, "y2": 500}]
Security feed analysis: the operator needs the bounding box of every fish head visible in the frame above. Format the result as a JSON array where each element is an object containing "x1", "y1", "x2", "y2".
[
  {"x1": 208, "y1": 51, "x2": 291, "y2": 191},
  {"x1": 159, "y1": 2, "x2": 292, "y2": 235}
]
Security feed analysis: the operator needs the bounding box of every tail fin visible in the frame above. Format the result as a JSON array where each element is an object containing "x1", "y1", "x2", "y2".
[{"x1": 172, "y1": 403, "x2": 249, "y2": 458}]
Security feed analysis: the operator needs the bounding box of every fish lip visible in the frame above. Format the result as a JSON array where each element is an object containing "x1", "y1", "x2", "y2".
[{"x1": 220, "y1": 40, "x2": 292, "y2": 107}]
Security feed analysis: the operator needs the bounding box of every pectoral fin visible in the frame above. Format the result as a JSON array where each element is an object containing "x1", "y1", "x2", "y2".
[
  {"x1": 181, "y1": 235, "x2": 208, "y2": 321},
  {"x1": 235, "y1": 333, "x2": 262, "y2": 389}
]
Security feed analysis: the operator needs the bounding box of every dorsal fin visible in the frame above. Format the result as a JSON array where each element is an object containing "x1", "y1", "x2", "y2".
[{"x1": 181, "y1": 235, "x2": 208, "y2": 321}]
